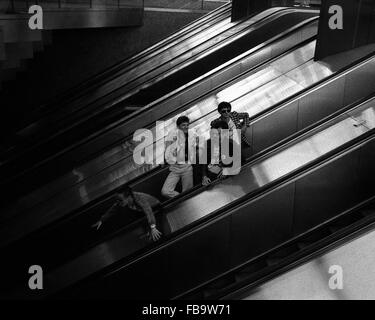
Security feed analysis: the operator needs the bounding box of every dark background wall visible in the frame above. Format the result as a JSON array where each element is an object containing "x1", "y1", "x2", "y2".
[
  {"x1": 231, "y1": 0, "x2": 271, "y2": 21},
  {"x1": 231, "y1": 0, "x2": 297, "y2": 21},
  {"x1": 0, "y1": 10, "x2": 204, "y2": 131},
  {"x1": 315, "y1": 0, "x2": 375, "y2": 60}
]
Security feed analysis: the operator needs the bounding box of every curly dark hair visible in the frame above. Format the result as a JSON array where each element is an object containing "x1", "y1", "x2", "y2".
[
  {"x1": 176, "y1": 116, "x2": 190, "y2": 127},
  {"x1": 217, "y1": 101, "x2": 232, "y2": 113}
]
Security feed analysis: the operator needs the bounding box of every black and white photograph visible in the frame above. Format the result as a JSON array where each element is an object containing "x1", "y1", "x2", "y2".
[{"x1": 0, "y1": 0, "x2": 375, "y2": 307}]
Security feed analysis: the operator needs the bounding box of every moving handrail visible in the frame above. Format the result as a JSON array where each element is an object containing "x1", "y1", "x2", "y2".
[
  {"x1": 0, "y1": 19, "x2": 321, "y2": 232},
  {"x1": 5, "y1": 5, "x2": 237, "y2": 144},
  {"x1": 54, "y1": 112, "x2": 375, "y2": 299},
  {"x1": 180, "y1": 197, "x2": 375, "y2": 300},
  {"x1": 0, "y1": 10, "x2": 319, "y2": 198},
  {"x1": 3, "y1": 87, "x2": 375, "y2": 297},
  {"x1": 1, "y1": 8, "x2": 306, "y2": 173},
  {"x1": 7, "y1": 95, "x2": 375, "y2": 299},
  {"x1": 2, "y1": 34, "x2": 375, "y2": 251}
]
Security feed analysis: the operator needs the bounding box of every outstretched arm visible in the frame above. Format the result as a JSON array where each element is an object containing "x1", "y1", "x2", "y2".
[
  {"x1": 133, "y1": 193, "x2": 162, "y2": 241},
  {"x1": 134, "y1": 193, "x2": 156, "y2": 226}
]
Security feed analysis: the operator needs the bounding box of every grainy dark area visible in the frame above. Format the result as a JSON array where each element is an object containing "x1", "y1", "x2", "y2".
[{"x1": 0, "y1": 11, "x2": 203, "y2": 132}]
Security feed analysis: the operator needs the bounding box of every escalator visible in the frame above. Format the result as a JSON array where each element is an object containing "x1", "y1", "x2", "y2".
[
  {"x1": 2, "y1": 3, "x2": 232, "y2": 138},
  {"x1": 0, "y1": 7, "x2": 319, "y2": 196},
  {"x1": 0, "y1": 2, "x2": 232, "y2": 163},
  {"x1": 184, "y1": 198, "x2": 375, "y2": 300},
  {"x1": 0, "y1": 19, "x2": 322, "y2": 265},
  {"x1": 1, "y1": 48, "x2": 375, "y2": 298},
  {"x1": 2, "y1": 27, "x2": 375, "y2": 254},
  {"x1": 3, "y1": 90, "x2": 374, "y2": 299},
  {"x1": 0, "y1": 14, "x2": 322, "y2": 224}
]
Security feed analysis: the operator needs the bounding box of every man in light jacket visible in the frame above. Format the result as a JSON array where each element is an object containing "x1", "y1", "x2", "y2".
[{"x1": 161, "y1": 116, "x2": 199, "y2": 199}]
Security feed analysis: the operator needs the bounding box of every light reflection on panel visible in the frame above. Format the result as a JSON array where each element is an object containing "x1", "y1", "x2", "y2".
[
  {"x1": 217, "y1": 67, "x2": 283, "y2": 102},
  {"x1": 166, "y1": 101, "x2": 375, "y2": 231},
  {"x1": 270, "y1": 40, "x2": 315, "y2": 74},
  {"x1": 251, "y1": 115, "x2": 369, "y2": 185},
  {"x1": 349, "y1": 103, "x2": 375, "y2": 129},
  {"x1": 232, "y1": 74, "x2": 304, "y2": 116},
  {"x1": 285, "y1": 59, "x2": 333, "y2": 87}
]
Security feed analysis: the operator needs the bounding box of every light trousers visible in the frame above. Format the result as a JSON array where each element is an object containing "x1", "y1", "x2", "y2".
[{"x1": 161, "y1": 166, "x2": 193, "y2": 198}]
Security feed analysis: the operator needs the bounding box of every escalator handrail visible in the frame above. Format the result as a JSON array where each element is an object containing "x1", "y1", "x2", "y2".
[
  {"x1": 30, "y1": 3, "x2": 232, "y2": 118},
  {"x1": 26, "y1": 30, "x2": 373, "y2": 200},
  {"x1": 99, "y1": 45, "x2": 375, "y2": 192},
  {"x1": 2, "y1": 21, "x2": 373, "y2": 254},
  {"x1": 97, "y1": 10, "x2": 317, "y2": 144},
  {"x1": 181, "y1": 195, "x2": 375, "y2": 300},
  {"x1": 41, "y1": 96, "x2": 375, "y2": 294},
  {"x1": 2, "y1": 16, "x2": 370, "y2": 245},
  {"x1": 0, "y1": 9, "x2": 318, "y2": 177},
  {"x1": 221, "y1": 198, "x2": 375, "y2": 300},
  {"x1": 80, "y1": 92, "x2": 375, "y2": 262},
  {"x1": 0, "y1": 16, "x2": 321, "y2": 225},
  {"x1": 96, "y1": 130, "x2": 375, "y2": 288},
  {"x1": 14, "y1": 7, "x2": 294, "y2": 150},
  {"x1": 10, "y1": 90, "x2": 373, "y2": 298},
  {"x1": 0, "y1": 14, "x2": 322, "y2": 241},
  {"x1": 1, "y1": 7, "x2": 292, "y2": 168}
]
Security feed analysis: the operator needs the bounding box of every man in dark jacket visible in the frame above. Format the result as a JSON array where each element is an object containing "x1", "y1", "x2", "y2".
[{"x1": 211, "y1": 101, "x2": 251, "y2": 148}]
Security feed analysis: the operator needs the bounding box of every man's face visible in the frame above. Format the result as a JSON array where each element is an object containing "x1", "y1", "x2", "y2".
[
  {"x1": 178, "y1": 122, "x2": 189, "y2": 134},
  {"x1": 219, "y1": 107, "x2": 231, "y2": 119}
]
